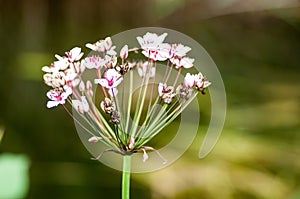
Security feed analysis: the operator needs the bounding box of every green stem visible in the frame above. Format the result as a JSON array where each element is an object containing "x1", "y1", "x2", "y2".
[{"x1": 122, "y1": 155, "x2": 131, "y2": 199}]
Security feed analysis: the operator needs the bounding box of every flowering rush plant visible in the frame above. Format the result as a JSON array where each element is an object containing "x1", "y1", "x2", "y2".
[{"x1": 42, "y1": 32, "x2": 211, "y2": 199}]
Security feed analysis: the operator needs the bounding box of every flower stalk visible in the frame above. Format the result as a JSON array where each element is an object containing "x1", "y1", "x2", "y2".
[{"x1": 122, "y1": 155, "x2": 131, "y2": 199}]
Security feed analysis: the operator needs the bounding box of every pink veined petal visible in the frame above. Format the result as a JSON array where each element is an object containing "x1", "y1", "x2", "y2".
[{"x1": 46, "y1": 90, "x2": 57, "y2": 101}]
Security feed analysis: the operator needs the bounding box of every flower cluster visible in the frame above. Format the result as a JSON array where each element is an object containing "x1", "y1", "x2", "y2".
[{"x1": 42, "y1": 32, "x2": 211, "y2": 162}]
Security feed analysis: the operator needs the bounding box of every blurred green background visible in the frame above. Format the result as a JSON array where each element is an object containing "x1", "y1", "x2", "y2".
[{"x1": 0, "y1": 0, "x2": 300, "y2": 198}]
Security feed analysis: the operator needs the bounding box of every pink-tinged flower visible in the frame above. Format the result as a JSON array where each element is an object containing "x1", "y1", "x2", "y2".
[
  {"x1": 72, "y1": 96, "x2": 90, "y2": 113},
  {"x1": 137, "y1": 32, "x2": 170, "y2": 61},
  {"x1": 137, "y1": 61, "x2": 155, "y2": 78},
  {"x1": 137, "y1": 32, "x2": 168, "y2": 47},
  {"x1": 83, "y1": 55, "x2": 110, "y2": 69},
  {"x1": 184, "y1": 73, "x2": 196, "y2": 88},
  {"x1": 46, "y1": 86, "x2": 72, "y2": 108},
  {"x1": 170, "y1": 57, "x2": 194, "y2": 69},
  {"x1": 43, "y1": 71, "x2": 66, "y2": 88},
  {"x1": 65, "y1": 47, "x2": 84, "y2": 62},
  {"x1": 194, "y1": 72, "x2": 211, "y2": 91},
  {"x1": 158, "y1": 83, "x2": 176, "y2": 104},
  {"x1": 86, "y1": 37, "x2": 117, "y2": 56},
  {"x1": 64, "y1": 68, "x2": 78, "y2": 82},
  {"x1": 94, "y1": 69, "x2": 123, "y2": 89},
  {"x1": 120, "y1": 45, "x2": 128, "y2": 59},
  {"x1": 169, "y1": 44, "x2": 191, "y2": 58},
  {"x1": 142, "y1": 149, "x2": 148, "y2": 162}
]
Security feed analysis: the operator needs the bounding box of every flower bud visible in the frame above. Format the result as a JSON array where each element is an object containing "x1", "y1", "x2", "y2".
[
  {"x1": 86, "y1": 80, "x2": 92, "y2": 90},
  {"x1": 88, "y1": 136, "x2": 99, "y2": 143},
  {"x1": 79, "y1": 81, "x2": 85, "y2": 91},
  {"x1": 120, "y1": 45, "x2": 128, "y2": 59}
]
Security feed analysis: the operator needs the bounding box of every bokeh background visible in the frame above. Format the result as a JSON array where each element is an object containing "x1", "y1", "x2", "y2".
[{"x1": 0, "y1": 0, "x2": 300, "y2": 198}]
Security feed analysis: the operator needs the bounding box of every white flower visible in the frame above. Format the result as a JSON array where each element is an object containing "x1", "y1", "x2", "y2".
[
  {"x1": 94, "y1": 69, "x2": 123, "y2": 89},
  {"x1": 158, "y1": 83, "x2": 176, "y2": 104},
  {"x1": 137, "y1": 32, "x2": 168, "y2": 47},
  {"x1": 169, "y1": 44, "x2": 191, "y2": 58},
  {"x1": 137, "y1": 61, "x2": 155, "y2": 78},
  {"x1": 72, "y1": 96, "x2": 90, "y2": 113},
  {"x1": 86, "y1": 37, "x2": 117, "y2": 56},
  {"x1": 54, "y1": 55, "x2": 69, "y2": 70},
  {"x1": 43, "y1": 71, "x2": 66, "y2": 88},
  {"x1": 46, "y1": 86, "x2": 72, "y2": 108},
  {"x1": 171, "y1": 56, "x2": 194, "y2": 69},
  {"x1": 184, "y1": 72, "x2": 211, "y2": 91},
  {"x1": 83, "y1": 55, "x2": 109, "y2": 69},
  {"x1": 184, "y1": 73, "x2": 196, "y2": 88},
  {"x1": 120, "y1": 45, "x2": 128, "y2": 59},
  {"x1": 65, "y1": 47, "x2": 84, "y2": 62},
  {"x1": 194, "y1": 72, "x2": 211, "y2": 90},
  {"x1": 137, "y1": 32, "x2": 170, "y2": 61}
]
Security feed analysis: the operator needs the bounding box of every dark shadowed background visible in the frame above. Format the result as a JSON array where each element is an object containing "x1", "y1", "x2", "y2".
[{"x1": 0, "y1": 0, "x2": 300, "y2": 198}]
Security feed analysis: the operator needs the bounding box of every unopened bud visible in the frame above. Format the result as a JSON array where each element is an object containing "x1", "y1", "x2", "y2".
[{"x1": 79, "y1": 81, "x2": 85, "y2": 91}]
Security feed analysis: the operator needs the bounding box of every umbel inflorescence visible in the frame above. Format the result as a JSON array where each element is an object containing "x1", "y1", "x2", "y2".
[{"x1": 42, "y1": 32, "x2": 211, "y2": 162}]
